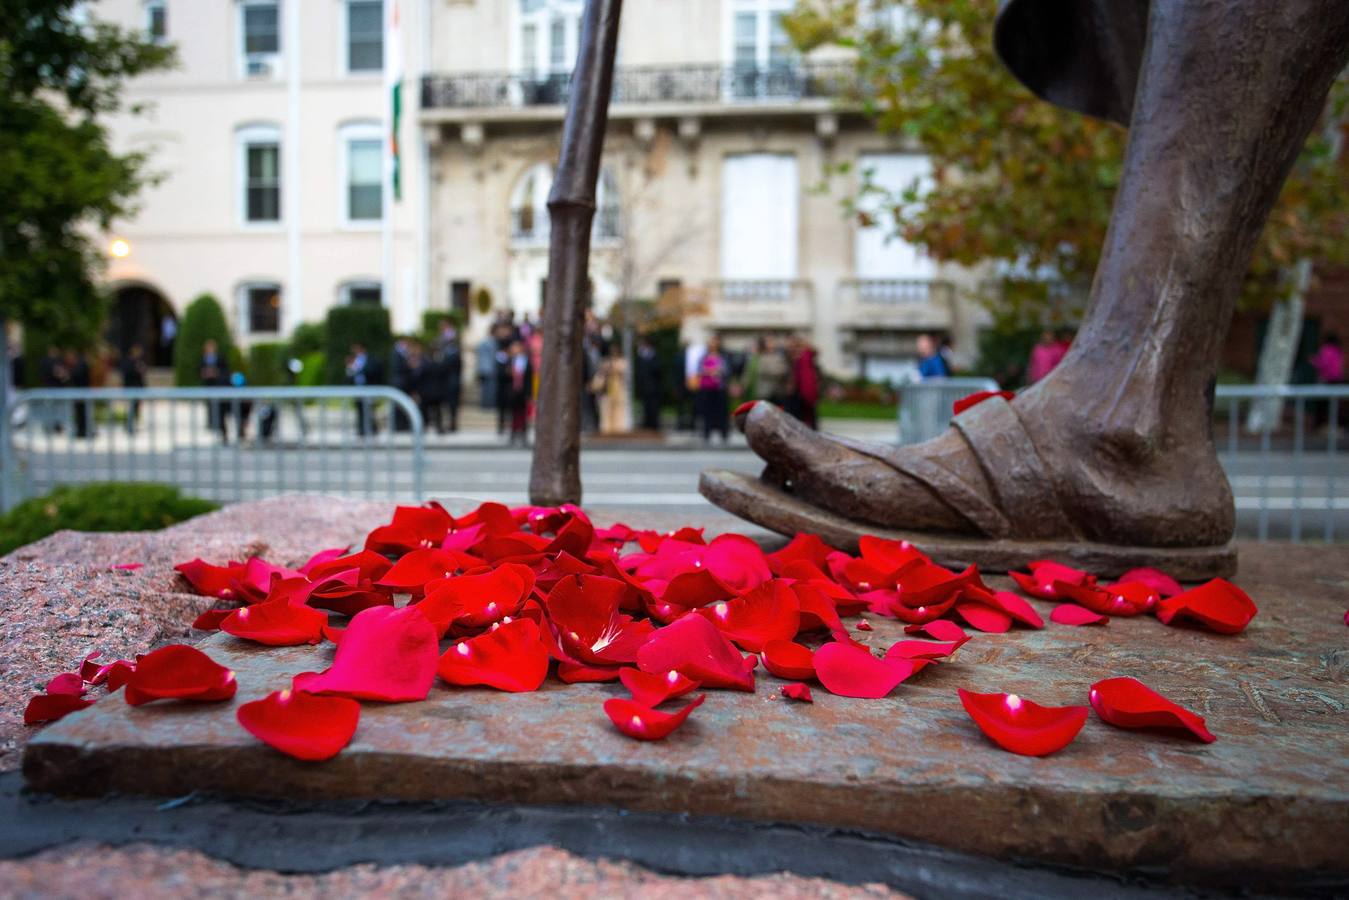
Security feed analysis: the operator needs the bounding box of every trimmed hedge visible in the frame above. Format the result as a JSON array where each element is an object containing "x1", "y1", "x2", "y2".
[
  {"x1": 0, "y1": 483, "x2": 218, "y2": 556},
  {"x1": 173, "y1": 294, "x2": 235, "y2": 386},
  {"x1": 324, "y1": 305, "x2": 392, "y2": 384},
  {"x1": 246, "y1": 341, "x2": 288, "y2": 386},
  {"x1": 289, "y1": 321, "x2": 327, "y2": 357}
]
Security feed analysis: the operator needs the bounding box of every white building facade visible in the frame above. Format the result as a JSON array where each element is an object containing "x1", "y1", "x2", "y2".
[
  {"x1": 101, "y1": 0, "x2": 985, "y2": 378},
  {"x1": 98, "y1": 0, "x2": 422, "y2": 363}
]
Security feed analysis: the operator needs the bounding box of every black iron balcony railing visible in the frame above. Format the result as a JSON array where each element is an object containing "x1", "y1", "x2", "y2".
[{"x1": 422, "y1": 62, "x2": 856, "y2": 111}]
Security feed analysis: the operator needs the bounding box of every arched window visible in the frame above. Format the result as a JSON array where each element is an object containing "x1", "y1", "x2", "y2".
[
  {"x1": 510, "y1": 162, "x2": 553, "y2": 241},
  {"x1": 509, "y1": 163, "x2": 619, "y2": 242},
  {"x1": 596, "y1": 168, "x2": 620, "y2": 240}
]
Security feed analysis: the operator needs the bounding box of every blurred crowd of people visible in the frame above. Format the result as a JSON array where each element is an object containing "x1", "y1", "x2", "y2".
[{"x1": 684, "y1": 333, "x2": 821, "y2": 443}]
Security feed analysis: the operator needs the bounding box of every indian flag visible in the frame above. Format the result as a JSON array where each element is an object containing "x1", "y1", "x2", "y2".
[{"x1": 385, "y1": 0, "x2": 403, "y2": 202}]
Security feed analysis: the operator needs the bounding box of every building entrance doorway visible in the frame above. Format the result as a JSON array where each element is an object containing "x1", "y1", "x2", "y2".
[{"x1": 107, "y1": 284, "x2": 176, "y2": 367}]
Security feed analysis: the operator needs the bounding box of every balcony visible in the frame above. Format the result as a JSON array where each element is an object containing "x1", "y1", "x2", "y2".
[
  {"x1": 421, "y1": 62, "x2": 856, "y2": 123},
  {"x1": 704, "y1": 279, "x2": 814, "y2": 330},
  {"x1": 837, "y1": 278, "x2": 956, "y2": 329}
]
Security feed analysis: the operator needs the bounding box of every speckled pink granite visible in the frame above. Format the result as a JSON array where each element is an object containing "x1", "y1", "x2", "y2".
[{"x1": 0, "y1": 844, "x2": 904, "y2": 899}]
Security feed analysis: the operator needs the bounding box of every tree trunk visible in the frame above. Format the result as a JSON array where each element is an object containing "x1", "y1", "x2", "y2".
[
  {"x1": 528, "y1": 0, "x2": 623, "y2": 506},
  {"x1": 1245, "y1": 260, "x2": 1311, "y2": 433}
]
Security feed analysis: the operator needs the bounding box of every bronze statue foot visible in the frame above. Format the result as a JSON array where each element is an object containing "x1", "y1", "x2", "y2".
[{"x1": 699, "y1": 387, "x2": 1236, "y2": 579}]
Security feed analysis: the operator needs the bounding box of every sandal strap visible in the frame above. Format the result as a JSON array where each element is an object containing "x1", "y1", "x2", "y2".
[
  {"x1": 837, "y1": 436, "x2": 1015, "y2": 538},
  {"x1": 952, "y1": 397, "x2": 1076, "y2": 539}
]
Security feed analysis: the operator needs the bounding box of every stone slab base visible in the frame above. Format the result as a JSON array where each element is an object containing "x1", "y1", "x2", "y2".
[{"x1": 23, "y1": 519, "x2": 1349, "y2": 887}]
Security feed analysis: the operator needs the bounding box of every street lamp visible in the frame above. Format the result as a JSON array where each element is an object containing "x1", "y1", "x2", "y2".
[{"x1": 108, "y1": 237, "x2": 131, "y2": 259}]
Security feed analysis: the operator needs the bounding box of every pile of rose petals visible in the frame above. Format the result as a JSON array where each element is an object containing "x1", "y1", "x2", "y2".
[{"x1": 23, "y1": 502, "x2": 1254, "y2": 763}]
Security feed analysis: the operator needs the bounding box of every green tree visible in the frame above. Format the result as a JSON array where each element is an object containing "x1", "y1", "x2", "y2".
[
  {"x1": 787, "y1": 0, "x2": 1349, "y2": 323},
  {"x1": 173, "y1": 294, "x2": 235, "y2": 386},
  {"x1": 1, "y1": 1, "x2": 176, "y2": 347}
]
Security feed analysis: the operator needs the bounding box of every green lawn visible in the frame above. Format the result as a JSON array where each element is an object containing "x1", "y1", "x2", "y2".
[{"x1": 818, "y1": 400, "x2": 896, "y2": 421}]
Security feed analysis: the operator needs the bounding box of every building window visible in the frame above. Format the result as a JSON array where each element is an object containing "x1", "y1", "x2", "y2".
[
  {"x1": 340, "y1": 122, "x2": 383, "y2": 225},
  {"x1": 510, "y1": 162, "x2": 618, "y2": 242},
  {"x1": 596, "y1": 168, "x2": 620, "y2": 240},
  {"x1": 518, "y1": 1, "x2": 582, "y2": 76},
  {"x1": 145, "y1": 0, "x2": 167, "y2": 41},
  {"x1": 346, "y1": 0, "x2": 383, "y2": 73},
  {"x1": 728, "y1": 0, "x2": 794, "y2": 98},
  {"x1": 450, "y1": 280, "x2": 471, "y2": 318},
  {"x1": 342, "y1": 281, "x2": 383, "y2": 306},
  {"x1": 241, "y1": 0, "x2": 281, "y2": 79},
  {"x1": 510, "y1": 162, "x2": 552, "y2": 241},
  {"x1": 241, "y1": 282, "x2": 282, "y2": 333},
  {"x1": 237, "y1": 124, "x2": 282, "y2": 224},
  {"x1": 721, "y1": 153, "x2": 798, "y2": 279}
]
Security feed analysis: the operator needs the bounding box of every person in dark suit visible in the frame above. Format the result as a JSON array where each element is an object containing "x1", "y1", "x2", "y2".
[
  {"x1": 504, "y1": 338, "x2": 533, "y2": 447},
  {"x1": 346, "y1": 342, "x2": 383, "y2": 436},
  {"x1": 120, "y1": 344, "x2": 147, "y2": 433},
  {"x1": 200, "y1": 338, "x2": 230, "y2": 441},
  {"x1": 439, "y1": 339, "x2": 462, "y2": 433},
  {"x1": 635, "y1": 336, "x2": 663, "y2": 432}
]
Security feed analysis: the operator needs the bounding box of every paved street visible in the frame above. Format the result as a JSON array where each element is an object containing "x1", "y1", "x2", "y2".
[{"x1": 14, "y1": 436, "x2": 1346, "y2": 542}]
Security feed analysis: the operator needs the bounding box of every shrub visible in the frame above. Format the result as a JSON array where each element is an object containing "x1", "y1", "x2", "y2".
[
  {"x1": 324, "y1": 305, "x2": 392, "y2": 384},
  {"x1": 247, "y1": 342, "x2": 288, "y2": 386},
  {"x1": 173, "y1": 294, "x2": 235, "y2": 386},
  {"x1": 0, "y1": 483, "x2": 218, "y2": 556},
  {"x1": 296, "y1": 351, "x2": 327, "y2": 386},
  {"x1": 289, "y1": 321, "x2": 327, "y2": 357}
]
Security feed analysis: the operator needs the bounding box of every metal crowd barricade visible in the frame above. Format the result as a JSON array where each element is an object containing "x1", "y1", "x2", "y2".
[
  {"x1": 1212, "y1": 384, "x2": 1346, "y2": 542},
  {"x1": 2, "y1": 386, "x2": 425, "y2": 511},
  {"x1": 896, "y1": 376, "x2": 1000, "y2": 445}
]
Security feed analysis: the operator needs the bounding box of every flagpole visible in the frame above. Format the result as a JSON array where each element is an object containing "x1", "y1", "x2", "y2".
[{"x1": 381, "y1": 0, "x2": 398, "y2": 329}]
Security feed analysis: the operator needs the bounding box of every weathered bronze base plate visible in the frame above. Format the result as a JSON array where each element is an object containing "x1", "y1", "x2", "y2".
[{"x1": 699, "y1": 469, "x2": 1237, "y2": 580}]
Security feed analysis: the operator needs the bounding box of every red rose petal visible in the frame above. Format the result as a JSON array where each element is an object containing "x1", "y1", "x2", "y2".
[
  {"x1": 790, "y1": 582, "x2": 849, "y2": 634},
  {"x1": 856, "y1": 620, "x2": 872, "y2": 632},
  {"x1": 703, "y1": 533, "x2": 773, "y2": 593},
  {"x1": 767, "y1": 532, "x2": 837, "y2": 573},
  {"x1": 192, "y1": 608, "x2": 237, "y2": 631},
  {"x1": 781, "y1": 683, "x2": 813, "y2": 703},
  {"x1": 557, "y1": 660, "x2": 623, "y2": 683},
  {"x1": 124, "y1": 644, "x2": 237, "y2": 706},
  {"x1": 814, "y1": 641, "x2": 915, "y2": 699},
  {"x1": 299, "y1": 547, "x2": 348, "y2": 574},
  {"x1": 24, "y1": 693, "x2": 94, "y2": 724},
  {"x1": 604, "y1": 694, "x2": 705, "y2": 741},
  {"x1": 174, "y1": 558, "x2": 245, "y2": 599},
  {"x1": 619, "y1": 667, "x2": 699, "y2": 706},
  {"x1": 1054, "y1": 580, "x2": 1150, "y2": 617},
  {"x1": 903, "y1": 620, "x2": 968, "y2": 642},
  {"x1": 697, "y1": 580, "x2": 800, "y2": 652},
  {"x1": 437, "y1": 618, "x2": 549, "y2": 693},
  {"x1": 419, "y1": 563, "x2": 535, "y2": 636},
  {"x1": 102, "y1": 660, "x2": 135, "y2": 692},
  {"x1": 962, "y1": 587, "x2": 1045, "y2": 629},
  {"x1": 733, "y1": 399, "x2": 758, "y2": 417},
  {"x1": 45, "y1": 672, "x2": 86, "y2": 696},
  {"x1": 111, "y1": 562, "x2": 144, "y2": 571},
  {"x1": 545, "y1": 574, "x2": 654, "y2": 665},
  {"x1": 374, "y1": 549, "x2": 462, "y2": 594},
  {"x1": 306, "y1": 550, "x2": 393, "y2": 584},
  {"x1": 857, "y1": 535, "x2": 928, "y2": 573},
  {"x1": 1117, "y1": 567, "x2": 1183, "y2": 599},
  {"x1": 883, "y1": 639, "x2": 965, "y2": 661},
  {"x1": 1089, "y1": 676, "x2": 1216, "y2": 743},
  {"x1": 236, "y1": 689, "x2": 360, "y2": 761},
  {"x1": 294, "y1": 606, "x2": 438, "y2": 702},
  {"x1": 659, "y1": 567, "x2": 734, "y2": 608},
  {"x1": 958, "y1": 688, "x2": 1088, "y2": 756},
  {"x1": 953, "y1": 602, "x2": 1012, "y2": 633},
  {"x1": 952, "y1": 389, "x2": 1016, "y2": 416},
  {"x1": 1154, "y1": 579, "x2": 1257, "y2": 635},
  {"x1": 1050, "y1": 603, "x2": 1110, "y2": 626},
  {"x1": 364, "y1": 504, "x2": 453, "y2": 554},
  {"x1": 221, "y1": 600, "x2": 327, "y2": 646},
  {"x1": 1009, "y1": 560, "x2": 1092, "y2": 600},
  {"x1": 760, "y1": 639, "x2": 816, "y2": 681},
  {"x1": 636, "y1": 614, "x2": 755, "y2": 691},
  {"x1": 895, "y1": 562, "x2": 982, "y2": 608}
]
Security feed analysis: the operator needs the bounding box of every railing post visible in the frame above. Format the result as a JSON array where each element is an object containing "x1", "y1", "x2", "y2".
[{"x1": 0, "y1": 316, "x2": 16, "y2": 512}]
